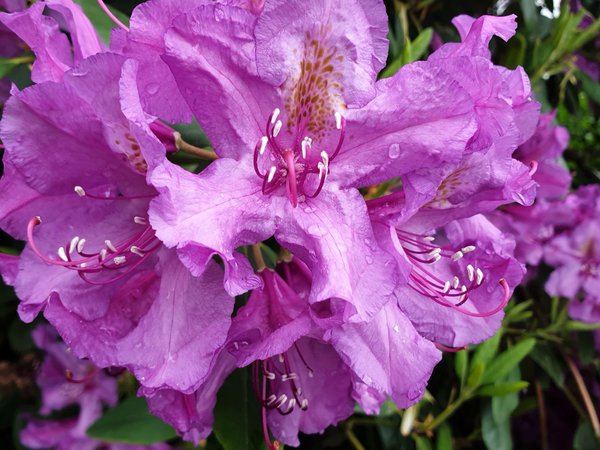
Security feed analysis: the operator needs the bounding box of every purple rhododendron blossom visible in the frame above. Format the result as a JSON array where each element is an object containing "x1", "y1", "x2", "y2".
[
  {"x1": 146, "y1": 0, "x2": 483, "y2": 323},
  {"x1": 148, "y1": 258, "x2": 440, "y2": 447},
  {"x1": 544, "y1": 185, "x2": 600, "y2": 322},
  {"x1": 21, "y1": 325, "x2": 170, "y2": 450},
  {"x1": 0, "y1": 52, "x2": 234, "y2": 395}
]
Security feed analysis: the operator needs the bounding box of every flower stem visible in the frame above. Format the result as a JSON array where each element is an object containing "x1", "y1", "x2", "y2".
[
  {"x1": 175, "y1": 135, "x2": 218, "y2": 160},
  {"x1": 564, "y1": 353, "x2": 600, "y2": 438}
]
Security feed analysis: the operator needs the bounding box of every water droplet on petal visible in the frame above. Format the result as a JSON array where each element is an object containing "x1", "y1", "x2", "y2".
[
  {"x1": 365, "y1": 255, "x2": 374, "y2": 264},
  {"x1": 146, "y1": 83, "x2": 160, "y2": 95},
  {"x1": 388, "y1": 143, "x2": 400, "y2": 159}
]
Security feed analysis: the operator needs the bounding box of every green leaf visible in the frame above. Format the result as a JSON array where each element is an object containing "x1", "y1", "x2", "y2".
[
  {"x1": 466, "y1": 362, "x2": 485, "y2": 390},
  {"x1": 471, "y1": 332, "x2": 503, "y2": 369},
  {"x1": 72, "y1": 0, "x2": 130, "y2": 44},
  {"x1": 213, "y1": 368, "x2": 267, "y2": 450},
  {"x1": 573, "y1": 421, "x2": 598, "y2": 450},
  {"x1": 481, "y1": 403, "x2": 512, "y2": 450},
  {"x1": 578, "y1": 71, "x2": 600, "y2": 105},
  {"x1": 566, "y1": 319, "x2": 600, "y2": 332},
  {"x1": 477, "y1": 381, "x2": 529, "y2": 397},
  {"x1": 87, "y1": 396, "x2": 177, "y2": 445},
  {"x1": 491, "y1": 366, "x2": 520, "y2": 424},
  {"x1": 530, "y1": 343, "x2": 565, "y2": 387},
  {"x1": 0, "y1": 56, "x2": 32, "y2": 79},
  {"x1": 435, "y1": 423, "x2": 452, "y2": 450},
  {"x1": 454, "y1": 348, "x2": 469, "y2": 385},
  {"x1": 410, "y1": 28, "x2": 433, "y2": 62},
  {"x1": 171, "y1": 120, "x2": 211, "y2": 148},
  {"x1": 480, "y1": 338, "x2": 536, "y2": 385},
  {"x1": 415, "y1": 435, "x2": 433, "y2": 450}
]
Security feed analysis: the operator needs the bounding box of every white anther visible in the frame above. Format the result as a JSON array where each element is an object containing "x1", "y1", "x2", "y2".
[
  {"x1": 284, "y1": 398, "x2": 297, "y2": 413},
  {"x1": 69, "y1": 236, "x2": 80, "y2": 254},
  {"x1": 461, "y1": 285, "x2": 467, "y2": 293},
  {"x1": 467, "y1": 264, "x2": 475, "y2": 282},
  {"x1": 281, "y1": 373, "x2": 298, "y2": 381},
  {"x1": 134, "y1": 216, "x2": 147, "y2": 225},
  {"x1": 462, "y1": 245, "x2": 476, "y2": 254},
  {"x1": 300, "y1": 399, "x2": 309, "y2": 409},
  {"x1": 320, "y1": 150, "x2": 329, "y2": 167},
  {"x1": 428, "y1": 248, "x2": 442, "y2": 258},
  {"x1": 296, "y1": 388, "x2": 303, "y2": 397},
  {"x1": 130, "y1": 246, "x2": 144, "y2": 257},
  {"x1": 451, "y1": 251, "x2": 464, "y2": 261},
  {"x1": 264, "y1": 370, "x2": 276, "y2": 380},
  {"x1": 301, "y1": 137, "x2": 311, "y2": 159},
  {"x1": 258, "y1": 136, "x2": 268, "y2": 155},
  {"x1": 452, "y1": 276, "x2": 460, "y2": 289},
  {"x1": 334, "y1": 111, "x2": 342, "y2": 130},
  {"x1": 270, "y1": 108, "x2": 280, "y2": 124},
  {"x1": 476, "y1": 268, "x2": 484, "y2": 285},
  {"x1": 275, "y1": 394, "x2": 288, "y2": 408},
  {"x1": 278, "y1": 354, "x2": 285, "y2": 363},
  {"x1": 99, "y1": 249, "x2": 108, "y2": 261},
  {"x1": 423, "y1": 236, "x2": 435, "y2": 242},
  {"x1": 266, "y1": 394, "x2": 277, "y2": 406},
  {"x1": 442, "y1": 281, "x2": 451, "y2": 294},
  {"x1": 431, "y1": 254, "x2": 442, "y2": 263},
  {"x1": 267, "y1": 166, "x2": 277, "y2": 183},
  {"x1": 308, "y1": 369, "x2": 314, "y2": 378},
  {"x1": 105, "y1": 240, "x2": 118, "y2": 252},
  {"x1": 273, "y1": 120, "x2": 282, "y2": 137},
  {"x1": 113, "y1": 256, "x2": 126, "y2": 265},
  {"x1": 77, "y1": 238, "x2": 86, "y2": 254},
  {"x1": 57, "y1": 247, "x2": 68, "y2": 262},
  {"x1": 74, "y1": 186, "x2": 86, "y2": 197}
]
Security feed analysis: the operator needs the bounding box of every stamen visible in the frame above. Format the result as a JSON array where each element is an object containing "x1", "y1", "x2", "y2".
[
  {"x1": 259, "y1": 136, "x2": 268, "y2": 155},
  {"x1": 467, "y1": 264, "x2": 475, "y2": 282},
  {"x1": 113, "y1": 256, "x2": 127, "y2": 265},
  {"x1": 130, "y1": 246, "x2": 145, "y2": 257},
  {"x1": 451, "y1": 251, "x2": 464, "y2": 261},
  {"x1": 452, "y1": 276, "x2": 460, "y2": 289},
  {"x1": 74, "y1": 186, "x2": 86, "y2": 197},
  {"x1": 105, "y1": 240, "x2": 118, "y2": 253},
  {"x1": 461, "y1": 245, "x2": 476, "y2": 254},
  {"x1": 273, "y1": 120, "x2": 282, "y2": 137},
  {"x1": 423, "y1": 236, "x2": 435, "y2": 242},
  {"x1": 134, "y1": 216, "x2": 147, "y2": 225},
  {"x1": 529, "y1": 160, "x2": 538, "y2": 176},
  {"x1": 96, "y1": 0, "x2": 129, "y2": 31},
  {"x1": 267, "y1": 166, "x2": 277, "y2": 183},
  {"x1": 334, "y1": 112, "x2": 342, "y2": 130},
  {"x1": 58, "y1": 247, "x2": 69, "y2": 262},
  {"x1": 476, "y1": 268, "x2": 484, "y2": 285},
  {"x1": 270, "y1": 108, "x2": 280, "y2": 125},
  {"x1": 69, "y1": 236, "x2": 80, "y2": 254},
  {"x1": 442, "y1": 281, "x2": 451, "y2": 293},
  {"x1": 77, "y1": 238, "x2": 86, "y2": 253}
]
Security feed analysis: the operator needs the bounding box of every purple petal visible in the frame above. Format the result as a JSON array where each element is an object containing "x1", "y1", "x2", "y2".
[
  {"x1": 331, "y1": 302, "x2": 441, "y2": 408},
  {"x1": 149, "y1": 159, "x2": 272, "y2": 295},
  {"x1": 254, "y1": 0, "x2": 388, "y2": 108},
  {"x1": 275, "y1": 187, "x2": 397, "y2": 322}
]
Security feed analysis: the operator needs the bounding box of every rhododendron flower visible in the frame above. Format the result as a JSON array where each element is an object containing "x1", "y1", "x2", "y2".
[
  {"x1": 544, "y1": 185, "x2": 600, "y2": 322},
  {"x1": 148, "y1": 258, "x2": 440, "y2": 448},
  {"x1": 0, "y1": 53, "x2": 233, "y2": 394},
  {"x1": 0, "y1": 0, "x2": 104, "y2": 83},
  {"x1": 21, "y1": 325, "x2": 170, "y2": 450},
  {"x1": 369, "y1": 191, "x2": 524, "y2": 348},
  {"x1": 148, "y1": 0, "x2": 479, "y2": 321},
  {"x1": 489, "y1": 113, "x2": 571, "y2": 268}
]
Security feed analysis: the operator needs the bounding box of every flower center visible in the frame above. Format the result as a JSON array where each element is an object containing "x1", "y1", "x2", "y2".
[
  {"x1": 397, "y1": 229, "x2": 510, "y2": 317},
  {"x1": 26, "y1": 187, "x2": 159, "y2": 285},
  {"x1": 252, "y1": 108, "x2": 346, "y2": 207}
]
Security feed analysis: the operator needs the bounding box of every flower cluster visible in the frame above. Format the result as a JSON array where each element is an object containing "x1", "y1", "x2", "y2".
[{"x1": 0, "y1": 0, "x2": 545, "y2": 447}]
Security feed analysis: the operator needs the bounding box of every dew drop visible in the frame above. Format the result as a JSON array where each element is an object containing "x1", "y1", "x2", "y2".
[
  {"x1": 388, "y1": 143, "x2": 400, "y2": 159},
  {"x1": 365, "y1": 255, "x2": 374, "y2": 264},
  {"x1": 146, "y1": 83, "x2": 160, "y2": 95}
]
